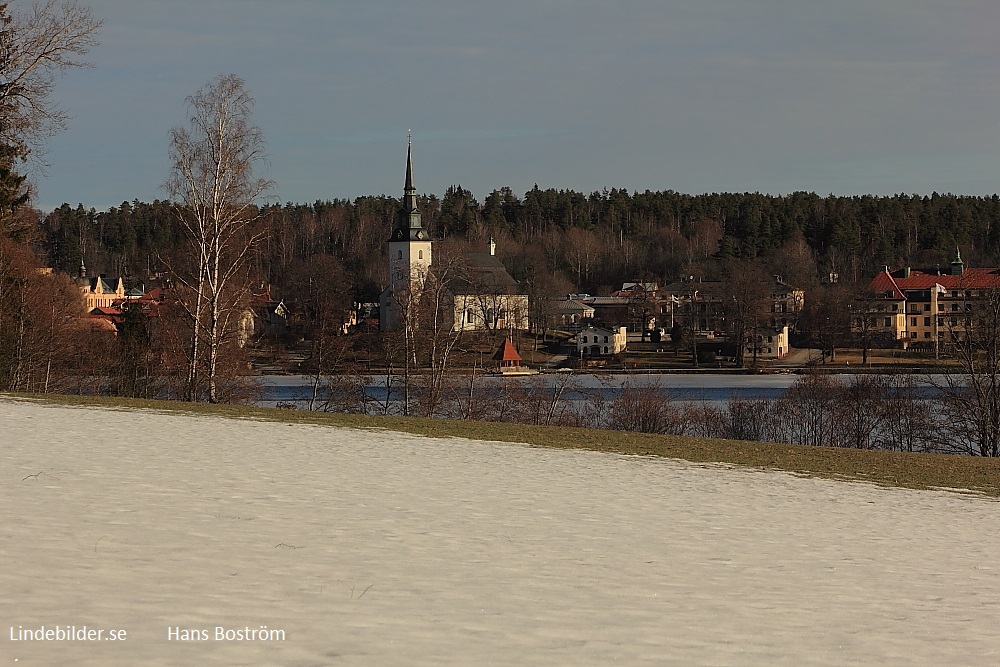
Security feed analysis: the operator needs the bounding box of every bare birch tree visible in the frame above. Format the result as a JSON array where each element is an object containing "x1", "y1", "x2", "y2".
[{"x1": 165, "y1": 74, "x2": 272, "y2": 403}]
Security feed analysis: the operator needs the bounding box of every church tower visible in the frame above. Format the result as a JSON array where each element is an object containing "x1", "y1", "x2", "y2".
[
  {"x1": 380, "y1": 136, "x2": 434, "y2": 330},
  {"x1": 388, "y1": 136, "x2": 433, "y2": 291}
]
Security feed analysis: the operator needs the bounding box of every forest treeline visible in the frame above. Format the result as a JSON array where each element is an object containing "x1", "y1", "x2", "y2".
[{"x1": 38, "y1": 188, "x2": 1000, "y2": 303}]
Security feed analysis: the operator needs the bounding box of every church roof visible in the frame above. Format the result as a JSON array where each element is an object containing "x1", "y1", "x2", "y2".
[
  {"x1": 445, "y1": 252, "x2": 521, "y2": 295},
  {"x1": 405, "y1": 140, "x2": 415, "y2": 193}
]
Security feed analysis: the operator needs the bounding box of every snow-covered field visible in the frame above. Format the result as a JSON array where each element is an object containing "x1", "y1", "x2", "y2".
[{"x1": 2, "y1": 397, "x2": 999, "y2": 666}]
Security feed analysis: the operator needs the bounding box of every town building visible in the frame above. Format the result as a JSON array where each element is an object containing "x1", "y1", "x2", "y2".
[
  {"x1": 861, "y1": 249, "x2": 1000, "y2": 348},
  {"x1": 551, "y1": 298, "x2": 595, "y2": 328},
  {"x1": 576, "y1": 325, "x2": 628, "y2": 358},
  {"x1": 75, "y1": 259, "x2": 125, "y2": 311},
  {"x1": 379, "y1": 140, "x2": 528, "y2": 332}
]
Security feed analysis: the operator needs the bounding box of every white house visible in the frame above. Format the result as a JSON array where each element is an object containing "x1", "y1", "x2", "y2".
[
  {"x1": 577, "y1": 325, "x2": 628, "y2": 357},
  {"x1": 748, "y1": 325, "x2": 790, "y2": 360}
]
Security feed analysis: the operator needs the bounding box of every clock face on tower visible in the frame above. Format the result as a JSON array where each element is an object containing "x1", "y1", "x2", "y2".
[
  {"x1": 395, "y1": 230, "x2": 403, "y2": 239},
  {"x1": 416, "y1": 230, "x2": 424, "y2": 239}
]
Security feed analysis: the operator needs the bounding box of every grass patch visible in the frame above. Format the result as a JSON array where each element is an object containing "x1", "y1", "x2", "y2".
[{"x1": 6, "y1": 391, "x2": 1000, "y2": 497}]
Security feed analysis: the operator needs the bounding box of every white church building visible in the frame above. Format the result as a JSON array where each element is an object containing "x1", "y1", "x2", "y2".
[{"x1": 379, "y1": 141, "x2": 528, "y2": 333}]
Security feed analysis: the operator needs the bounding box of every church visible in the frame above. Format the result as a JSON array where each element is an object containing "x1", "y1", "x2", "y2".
[{"x1": 379, "y1": 141, "x2": 529, "y2": 333}]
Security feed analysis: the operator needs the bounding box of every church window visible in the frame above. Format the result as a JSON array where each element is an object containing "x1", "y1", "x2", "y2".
[
  {"x1": 397, "y1": 250, "x2": 403, "y2": 260},
  {"x1": 418, "y1": 250, "x2": 423, "y2": 259}
]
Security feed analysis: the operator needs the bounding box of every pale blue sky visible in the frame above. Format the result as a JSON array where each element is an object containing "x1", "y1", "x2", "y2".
[{"x1": 36, "y1": 0, "x2": 1000, "y2": 211}]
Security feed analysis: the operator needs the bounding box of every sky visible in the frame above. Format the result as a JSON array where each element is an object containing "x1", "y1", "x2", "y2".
[{"x1": 32, "y1": 0, "x2": 1000, "y2": 212}]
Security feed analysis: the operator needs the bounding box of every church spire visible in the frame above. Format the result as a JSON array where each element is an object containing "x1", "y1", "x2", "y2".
[
  {"x1": 397, "y1": 131, "x2": 423, "y2": 231},
  {"x1": 405, "y1": 130, "x2": 415, "y2": 195}
]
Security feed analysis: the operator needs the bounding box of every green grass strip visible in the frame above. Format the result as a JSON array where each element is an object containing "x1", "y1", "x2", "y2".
[{"x1": 5, "y1": 392, "x2": 1000, "y2": 497}]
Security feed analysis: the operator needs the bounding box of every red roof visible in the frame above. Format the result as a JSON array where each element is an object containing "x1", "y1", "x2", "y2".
[
  {"x1": 492, "y1": 338, "x2": 522, "y2": 362},
  {"x1": 869, "y1": 268, "x2": 1000, "y2": 295},
  {"x1": 138, "y1": 287, "x2": 166, "y2": 303}
]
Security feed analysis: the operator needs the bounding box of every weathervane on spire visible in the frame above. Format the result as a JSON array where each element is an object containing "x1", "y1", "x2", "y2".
[{"x1": 408, "y1": 129, "x2": 412, "y2": 145}]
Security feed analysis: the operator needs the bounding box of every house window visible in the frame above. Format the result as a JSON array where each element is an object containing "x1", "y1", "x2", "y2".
[
  {"x1": 951, "y1": 317, "x2": 958, "y2": 326},
  {"x1": 911, "y1": 332, "x2": 917, "y2": 338},
  {"x1": 604, "y1": 346, "x2": 609, "y2": 354},
  {"x1": 884, "y1": 317, "x2": 891, "y2": 327},
  {"x1": 924, "y1": 304, "x2": 930, "y2": 311},
  {"x1": 952, "y1": 303, "x2": 959, "y2": 311},
  {"x1": 910, "y1": 317, "x2": 917, "y2": 326},
  {"x1": 604, "y1": 336, "x2": 609, "y2": 343},
  {"x1": 924, "y1": 317, "x2": 931, "y2": 326},
  {"x1": 582, "y1": 335, "x2": 588, "y2": 343},
  {"x1": 892, "y1": 304, "x2": 898, "y2": 311},
  {"x1": 924, "y1": 332, "x2": 931, "y2": 338},
  {"x1": 937, "y1": 318, "x2": 944, "y2": 326}
]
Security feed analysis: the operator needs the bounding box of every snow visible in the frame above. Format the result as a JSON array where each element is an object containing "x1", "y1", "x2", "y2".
[{"x1": 2, "y1": 398, "x2": 999, "y2": 666}]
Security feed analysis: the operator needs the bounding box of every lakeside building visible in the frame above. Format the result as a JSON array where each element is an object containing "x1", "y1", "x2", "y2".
[
  {"x1": 860, "y1": 249, "x2": 1000, "y2": 349},
  {"x1": 576, "y1": 325, "x2": 628, "y2": 358}
]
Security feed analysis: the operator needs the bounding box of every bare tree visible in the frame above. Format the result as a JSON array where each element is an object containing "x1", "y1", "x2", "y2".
[
  {"x1": 0, "y1": 0, "x2": 101, "y2": 162},
  {"x1": 933, "y1": 288, "x2": 1000, "y2": 456},
  {"x1": 165, "y1": 74, "x2": 272, "y2": 402},
  {"x1": 285, "y1": 253, "x2": 354, "y2": 409},
  {"x1": 605, "y1": 378, "x2": 689, "y2": 435},
  {"x1": 834, "y1": 374, "x2": 886, "y2": 450},
  {"x1": 799, "y1": 284, "x2": 852, "y2": 364},
  {"x1": 724, "y1": 397, "x2": 786, "y2": 443},
  {"x1": 0, "y1": 234, "x2": 80, "y2": 391},
  {"x1": 879, "y1": 375, "x2": 934, "y2": 453},
  {"x1": 781, "y1": 372, "x2": 840, "y2": 447},
  {"x1": 722, "y1": 260, "x2": 771, "y2": 368},
  {"x1": 410, "y1": 252, "x2": 465, "y2": 417}
]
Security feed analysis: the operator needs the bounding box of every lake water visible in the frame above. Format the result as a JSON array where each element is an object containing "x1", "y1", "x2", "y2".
[{"x1": 258, "y1": 372, "x2": 941, "y2": 409}]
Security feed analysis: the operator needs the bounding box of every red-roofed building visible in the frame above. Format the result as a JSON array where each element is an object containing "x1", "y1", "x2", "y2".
[
  {"x1": 492, "y1": 337, "x2": 523, "y2": 372},
  {"x1": 859, "y1": 248, "x2": 1000, "y2": 348}
]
